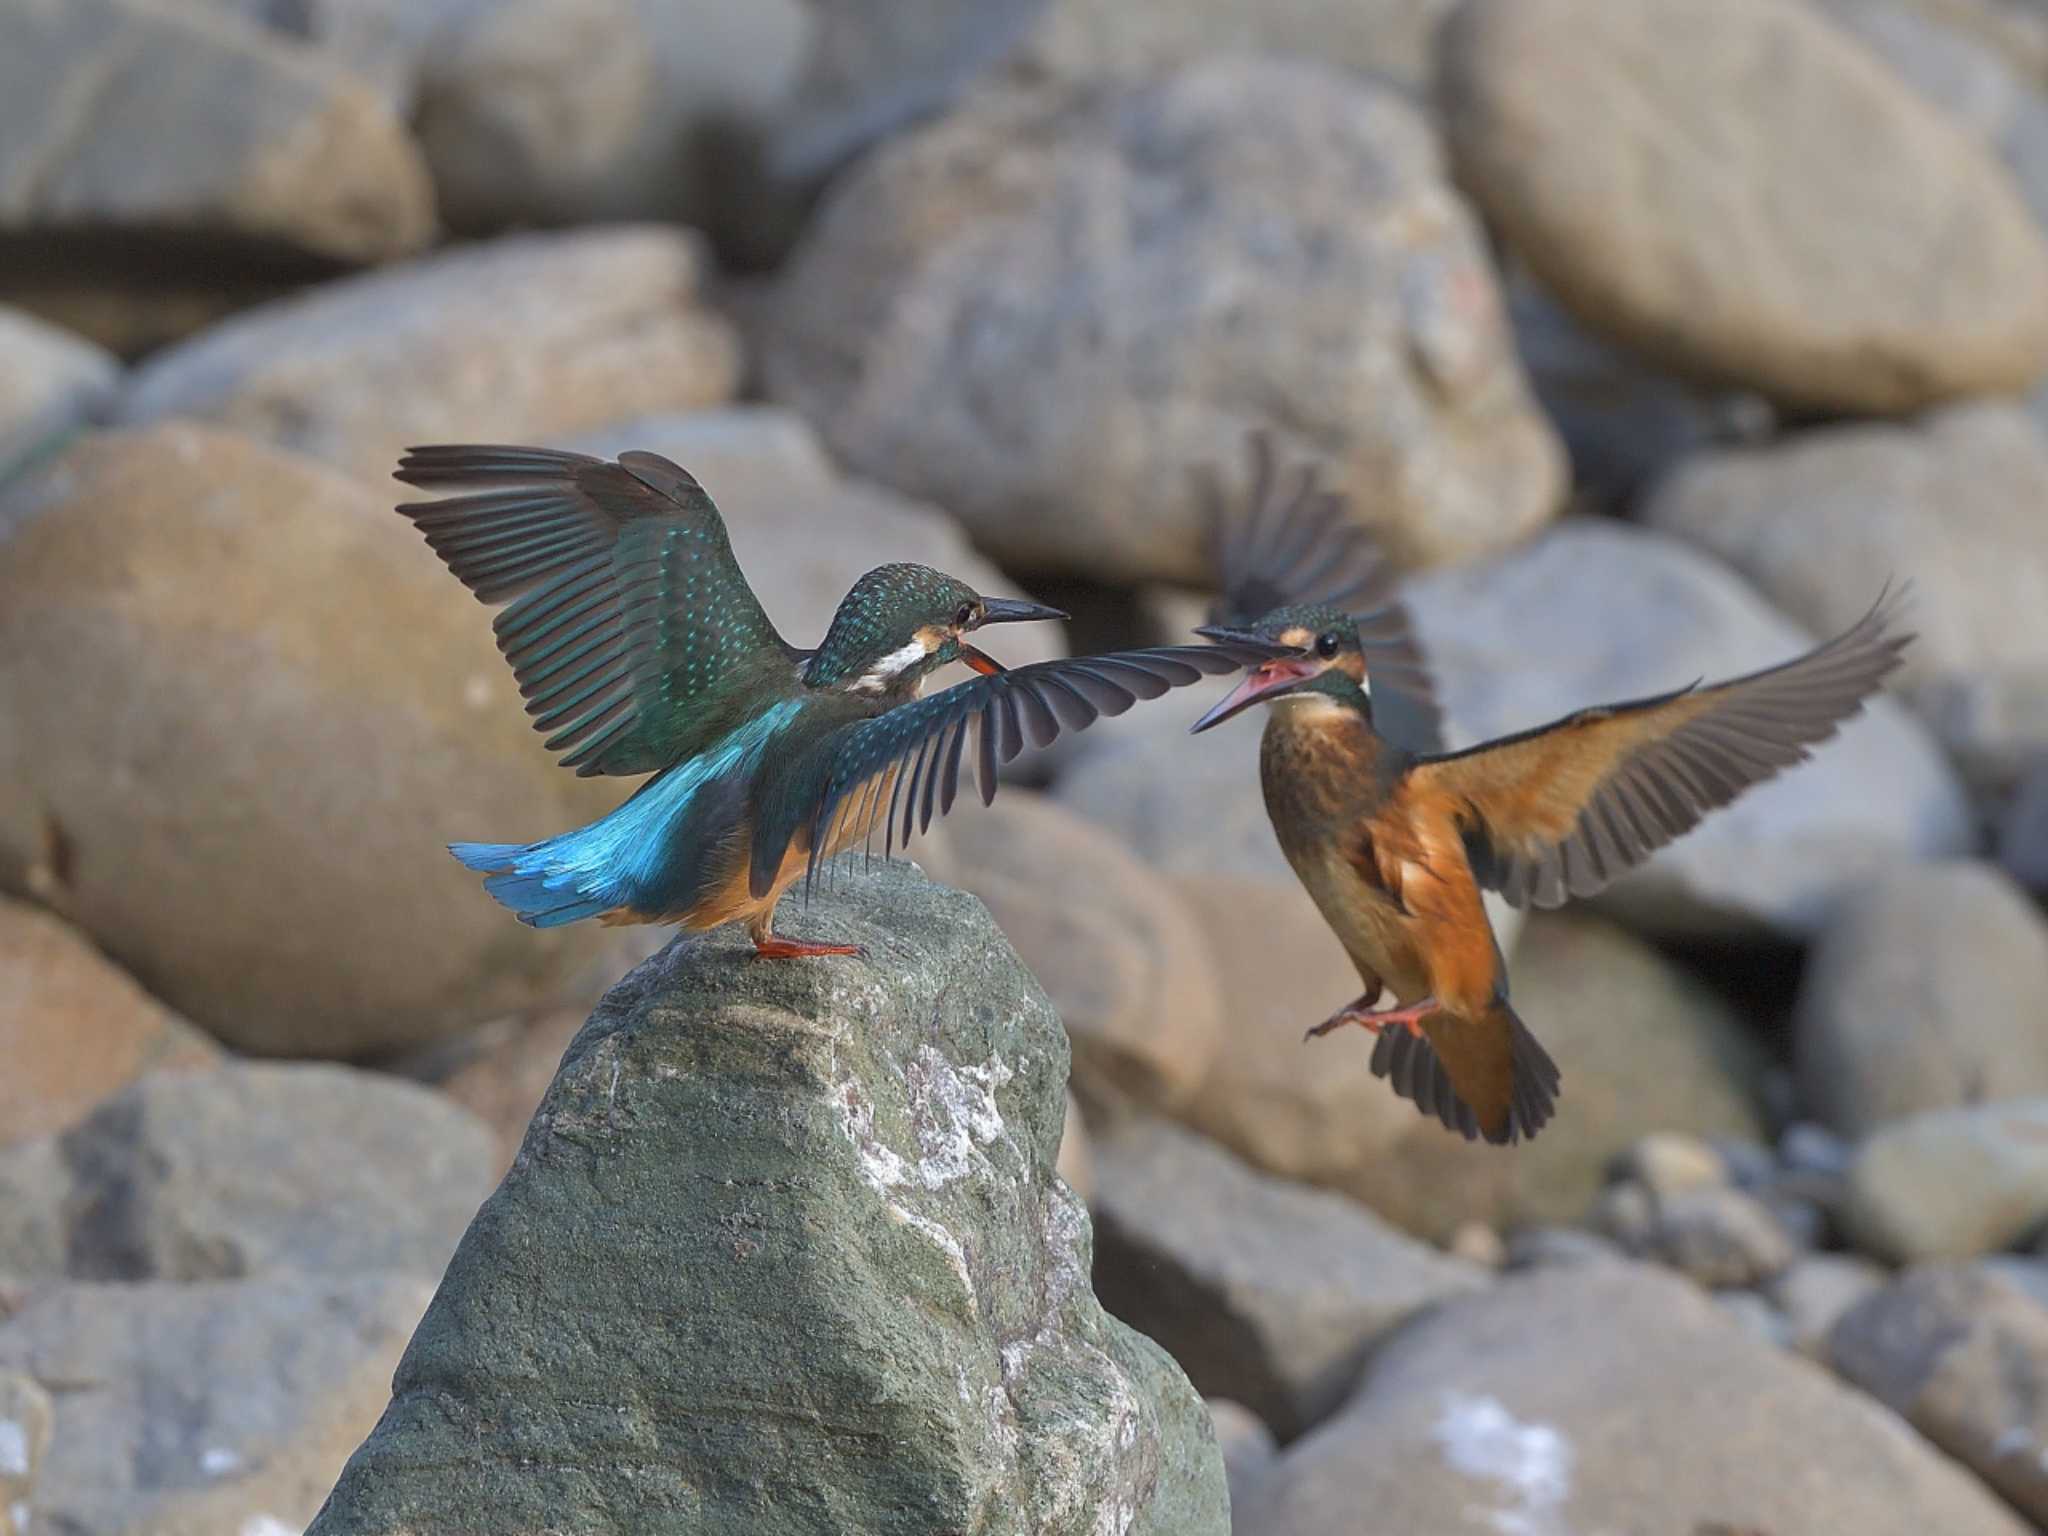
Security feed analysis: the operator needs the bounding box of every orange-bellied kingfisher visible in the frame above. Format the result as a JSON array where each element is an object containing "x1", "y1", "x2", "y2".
[{"x1": 1190, "y1": 437, "x2": 1911, "y2": 1143}]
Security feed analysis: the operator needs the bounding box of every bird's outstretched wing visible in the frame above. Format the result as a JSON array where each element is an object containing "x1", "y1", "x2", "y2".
[
  {"x1": 750, "y1": 641, "x2": 1293, "y2": 898},
  {"x1": 396, "y1": 445, "x2": 793, "y2": 776},
  {"x1": 1199, "y1": 430, "x2": 1443, "y2": 751},
  {"x1": 1409, "y1": 590, "x2": 1911, "y2": 909}
]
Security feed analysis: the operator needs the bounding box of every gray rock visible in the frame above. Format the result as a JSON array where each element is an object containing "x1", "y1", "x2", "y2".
[
  {"x1": 917, "y1": 794, "x2": 1222, "y2": 1114},
  {"x1": 1761, "y1": 1191, "x2": 1832, "y2": 1253},
  {"x1": 1592, "y1": 1180, "x2": 1659, "y2": 1251},
  {"x1": 562, "y1": 408, "x2": 1064, "y2": 674},
  {"x1": 1503, "y1": 1225, "x2": 1629, "y2": 1271},
  {"x1": 1405, "y1": 520, "x2": 1971, "y2": 940},
  {"x1": 764, "y1": 59, "x2": 1563, "y2": 584},
  {"x1": 119, "y1": 226, "x2": 741, "y2": 488},
  {"x1": 1998, "y1": 758, "x2": 2048, "y2": 889},
  {"x1": 40, "y1": 1063, "x2": 496, "y2": 1282},
  {"x1": 1017, "y1": 0, "x2": 1456, "y2": 100},
  {"x1": 1846, "y1": 1099, "x2": 2048, "y2": 1261},
  {"x1": 1642, "y1": 403, "x2": 2048, "y2": 792},
  {"x1": 1240, "y1": 1262, "x2": 2034, "y2": 1536},
  {"x1": 1438, "y1": 0, "x2": 2048, "y2": 413},
  {"x1": 747, "y1": 0, "x2": 1468, "y2": 270},
  {"x1": 1794, "y1": 862, "x2": 2048, "y2": 1137},
  {"x1": 1782, "y1": 1121, "x2": 1855, "y2": 1180},
  {"x1": 415, "y1": 0, "x2": 810, "y2": 234},
  {"x1": 1205, "y1": 1398, "x2": 1277, "y2": 1524},
  {"x1": 308, "y1": 862, "x2": 1227, "y2": 1535},
  {"x1": 1717, "y1": 1289, "x2": 1793, "y2": 1348},
  {"x1": 0, "y1": 0, "x2": 433, "y2": 263},
  {"x1": 1987, "y1": 1254, "x2": 2048, "y2": 1310},
  {"x1": 1615, "y1": 1131, "x2": 1729, "y2": 1201},
  {"x1": 0, "y1": 1273, "x2": 432, "y2": 1536},
  {"x1": 0, "y1": 309, "x2": 117, "y2": 481},
  {"x1": 1644, "y1": 1186, "x2": 1798, "y2": 1290},
  {"x1": 0, "y1": 1372, "x2": 51, "y2": 1532},
  {"x1": 0, "y1": 425, "x2": 643, "y2": 1055},
  {"x1": 716, "y1": 0, "x2": 1046, "y2": 266},
  {"x1": 1503, "y1": 260, "x2": 1771, "y2": 509},
  {"x1": 176, "y1": 0, "x2": 478, "y2": 111},
  {"x1": 1771, "y1": 1253, "x2": 1887, "y2": 1359},
  {"x1": 1090, "y1": 1115, "x2": 1485, "y2": 1438},
  {"x1": 1831, "y1": 1263, "x2": 2048, "y2": 1527},
  {"x1": 1818, "y1": 0, "x2": 2048, "y2": 234}
]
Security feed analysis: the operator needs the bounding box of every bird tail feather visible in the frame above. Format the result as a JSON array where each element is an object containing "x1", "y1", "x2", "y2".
[{"x1": 450, "y1": 838, "x2": 615, "y2": 928}]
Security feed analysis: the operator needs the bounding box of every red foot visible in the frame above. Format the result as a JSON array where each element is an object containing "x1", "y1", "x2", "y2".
[
  {"x1": 1303, "y1": 995, "x2": 1441, "y2": 1044},
  {"x1": 752, "y1": 934, "x2": 866, "y2": 960}
]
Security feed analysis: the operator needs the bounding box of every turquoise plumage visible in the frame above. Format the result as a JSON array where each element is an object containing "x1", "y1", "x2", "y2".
[{"x1": 396, "y1": 443, "x2": 1287, "y2": 955}]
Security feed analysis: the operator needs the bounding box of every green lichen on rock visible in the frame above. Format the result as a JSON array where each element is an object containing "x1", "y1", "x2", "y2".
[{"x1": 308, "y1": 861, "x2": 1226, "y2": 1535}]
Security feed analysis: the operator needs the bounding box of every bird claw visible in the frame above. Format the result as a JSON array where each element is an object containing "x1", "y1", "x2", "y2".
[{"x1": 1302, "y1": 997, "x2": 1439, "y2": 1044}]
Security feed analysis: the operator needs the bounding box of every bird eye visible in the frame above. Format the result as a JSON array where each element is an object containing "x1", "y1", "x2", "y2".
[
  {"x1": 955, "y1": 603, "x2": 975, "y2": 628},
  {"x1": 1316, "y1": 631, "x2": 1341, "y2": 659}
]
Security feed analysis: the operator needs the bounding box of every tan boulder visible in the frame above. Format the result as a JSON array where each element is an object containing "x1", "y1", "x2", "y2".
[
  {"x1": 119, "y1": 226, "x2": 740, "y2": 488},
  {"x1": 0, "y1": 896, "x2": 218, "y2": 1148},
  {"x1": 1439, "y1": 0, "x2": 2048, "y2": 413},
  {"x1": 0, "y1": 425, "x2": 637, "y2": 1056}
]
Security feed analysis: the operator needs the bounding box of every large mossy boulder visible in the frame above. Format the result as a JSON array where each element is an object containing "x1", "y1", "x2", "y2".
[{"x1": 309, "y1": 861, "x2": 1226, "y2": 1535}]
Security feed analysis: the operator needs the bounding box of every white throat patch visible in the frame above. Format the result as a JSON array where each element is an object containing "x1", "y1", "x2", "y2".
[
  {"x1": 1275, "y1": 690, "x2": 1353, "y2": 720},
  {"x1": 850, "y1": 637, "x2": 931, "y2": 694}
]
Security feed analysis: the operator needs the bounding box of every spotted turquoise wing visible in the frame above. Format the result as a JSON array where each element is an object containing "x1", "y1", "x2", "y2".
[{"x1": 396, "y1": 445, "x2": 794, "y2": 775}]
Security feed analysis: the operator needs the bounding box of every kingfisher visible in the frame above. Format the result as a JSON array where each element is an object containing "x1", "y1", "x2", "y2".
[
  {"x1": 394, "y1": 443, "x2": 1286, "y2": 957},
  {"x1": 1191, "y1": 439, "x2": 1911, "y2": 1145}
]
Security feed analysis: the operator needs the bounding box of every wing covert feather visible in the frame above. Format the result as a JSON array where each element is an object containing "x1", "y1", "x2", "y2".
[{"x1": 1411, "y1": 592, "x2": 1911, "y2": 908}]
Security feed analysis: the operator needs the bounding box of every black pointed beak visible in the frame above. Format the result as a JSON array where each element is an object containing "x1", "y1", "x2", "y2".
[
  {"x1": 1189, "y1": 654, "x2": 1323, "y2": 733},
  {"x1": 1195, "y1": 624, "x2": 1270, "y2": 647},
  {"x1": 978, "y1": 597, "x2": 1067, "y2": 626}
]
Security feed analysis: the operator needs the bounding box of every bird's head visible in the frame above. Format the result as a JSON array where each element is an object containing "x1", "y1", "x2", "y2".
[
  {"x1": 1188, "y1": 602, "x2": 1368, "y2": 732},
  {"x1": 806, "y1": 563, "x2": 1066, "y2": 693}
]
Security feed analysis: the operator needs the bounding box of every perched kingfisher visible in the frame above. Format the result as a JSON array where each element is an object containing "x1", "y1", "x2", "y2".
[
  {"x1": 1191, "y1": 438, "x2": 1911, "y2": 1145},
  {"x1": 394, "y1": 443, "x2": 1286, "y2": 957}
]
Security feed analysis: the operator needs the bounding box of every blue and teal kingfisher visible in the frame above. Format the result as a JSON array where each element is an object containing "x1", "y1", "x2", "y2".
[{"x1": 394, "y1": 443, "x2": 1289, "y2": 957}]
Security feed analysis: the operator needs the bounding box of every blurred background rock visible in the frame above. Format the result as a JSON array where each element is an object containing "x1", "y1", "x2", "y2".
[{"x1": 1, "y1": 0, "x2": 2046, "y2": 1531}]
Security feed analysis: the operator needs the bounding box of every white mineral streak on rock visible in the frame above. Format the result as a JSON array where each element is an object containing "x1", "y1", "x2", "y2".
[{"x1": 1433, "y1": 1392, "x2": 1573, "y2": 1536}]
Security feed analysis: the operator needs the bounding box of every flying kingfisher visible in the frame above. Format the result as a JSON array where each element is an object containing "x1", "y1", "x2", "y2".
[
  {"x1": 1190, "y1": 436, "x2": 1910, "y2": 1145},
  {"x1": 394, "y1": 443, "x2": 1287, "y2": 957}
]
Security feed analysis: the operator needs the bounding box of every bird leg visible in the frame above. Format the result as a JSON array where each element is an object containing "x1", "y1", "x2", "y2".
[
  {"x1": 751, "y1": 932, "x2": 865, "y2": 960},
  {"x1": 1304, "y1": 994, "x2": 1441, "y2": 1044}
]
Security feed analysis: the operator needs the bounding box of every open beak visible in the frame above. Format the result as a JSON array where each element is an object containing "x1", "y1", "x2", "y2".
[
  {"x1": 1189, "y1": 652, "x2": 1321, "y2": 733},
  {"x1": 958, "y1": 597, "x2": 1065, "y2": 675},
  {"x1": 979, "y1": 597, "x2": 1068, "y2": 626}
]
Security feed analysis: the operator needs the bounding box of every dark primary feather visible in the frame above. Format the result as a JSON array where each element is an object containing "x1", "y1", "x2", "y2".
[
  {"x1": 750, "y1": 642, "x2": 1294, "y2": 898},
  {"x1": 1424, "y1": 587, "x2": 1912, "y2": 910},
  {"x1": 1199, "y1": 430, "x2": 1444, "y2": 752},
  {"x1": 395, "y1": 445, "x2": 792, "y2": 777},
  {"x1": 1369, "y1": 1005, "x2": 1560, "y2": 1146},
  {"x1": 1203, "y1": 431, "x2": 1404, "y2": 626}
]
